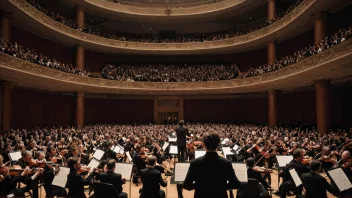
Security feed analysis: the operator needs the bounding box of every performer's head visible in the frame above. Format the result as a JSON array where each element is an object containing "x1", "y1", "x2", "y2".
[
  {"x1": 310, "y1": 160, "x2": 322, "y2": 173},
  {"x1": 67, "y1": 157, "x2": 81, "y2": 170},
  {"x1": 179, "y1": 120, "x2": 185, "y2": 126},
  {"x1": 147, "y1": 156, "x2": 157, "y2": 167},
  {"x1": 246, "y1": 157, "x2": 255, "y2": 168},
  {"x1": 203, "y1": 132, "x2": 220, "y2": 152},
  {"x1": 21, "y1": 150, "x2": 33, "y2": 162},
  {"x1": 106, "y1": 159, "x2": 116, "y2": 171},
  {"x1": 292, "y1": 149, "x2": 303, "y2": 160}
]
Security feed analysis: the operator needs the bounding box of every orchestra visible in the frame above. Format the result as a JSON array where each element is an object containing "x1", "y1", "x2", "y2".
[{"x1": 0, "y1": 123, "x2": 351, "y2": 198}]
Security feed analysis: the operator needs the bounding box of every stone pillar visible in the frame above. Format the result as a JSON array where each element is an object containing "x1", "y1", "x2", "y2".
[
  {"x1": 76, "y1": 7, "x2": 85, "y2": 29},
  {"x1": 268, "y1": 0, "x2": 276, "y2": 21},
  {"x1": 268, "y1": 90, "x2": 279, "y2": 126},
  {"x1": 76, "y1": 92, "x2": 84, "y2": 128},
  {"x1": 179, "y1": 98, "x2": 184, "y2": 121},
  {"x1": 1, "y1": 82, "x2": 14, "y2": 132},
  {"x1": 154, "y1": 97, "x2": 158, "y2": 123},
  {"x1": 75, "y1": 46, "x2": 85, "y2": 70},
  {"x1": 0, "y1": 12, "x2": 11, "y2": 41},
  {"x1": 312, "y1": 11, "x2": 327, "y2": 45},
  {"x1": 267, "y1": 40, "x2": 276, "y2": 65},
  {"x1": 314, "y1": 80, "x2": 331, "y2": 135}
]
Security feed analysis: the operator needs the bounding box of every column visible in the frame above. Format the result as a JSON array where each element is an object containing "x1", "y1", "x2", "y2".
[
  {"x1": 0, "y1": 12, "x2": 11, "y2": 41},
  {"x1": 179, "y1": 97, "x2": 184, "y2": 121},
  {"x1": 314, "y1": 80, "x2": 331, "y2": 135},
  {"x1": 268, "y1": 0, "x2": 276, "y2": 21},
  {"x1": 153, "y1": 97, "x2": 158, "y2": 123},
  {"x1": 76, "y1": 7, "x2": 85, "y2": 29},
  {"x1": 75, "y1": 45, "x2": 85, "y2": 70},
  {"x1": 312, "y1": 11, "x2": 327, "y2": 45},
  {"x1": 1, "y1": 82, "x2": 14, "y2": 132},
  {"x1": 267, "y1": 40, "x2": 276, "y2": 65},
  {"x1": 268, "y1": 90, "x2": 279, "y2": 126},
  {"x1": 76, "y1": 92, "x2": 84, "y2": 128}
]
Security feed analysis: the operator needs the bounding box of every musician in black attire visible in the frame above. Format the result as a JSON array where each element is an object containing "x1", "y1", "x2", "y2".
[
  {"x1": 139, "y1": 156, "x2": 167, "y2": 198},
  {"x1": 0, "y1": 155, "x2": 25, "y2": 197},
  {"x1": 275, "y1": 149, "x2": 310, "y2": 198},
  {"x1": 16, "y1": 150, "x2": 44, "y2": 198},
  {"x1": 96, "y1": 159, "x2": 128, "y2": 198},
  {"x1": 66, "y1": 157, "x2": 94, "y2": 198},
  {"x1": 183, "y1": 132, "x2": 241, "y2": 198},
  {"x1": 243, "y1": 157, "x2": 270, "y2": 198},
  {"x1": 175, "y1": 120, "x2": 190, "y2": 162},
  {"x1": 43, "y1": 163, "x2": 67, "y2": 198},
  {"x1": 132, "y1": 145, "x2": 146, "y2": 185},
  {"x1": 301, "y1": 160, "x2": 339, "y2": 198}
]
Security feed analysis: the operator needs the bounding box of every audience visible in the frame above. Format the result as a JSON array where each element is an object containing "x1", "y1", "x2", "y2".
[
  {"x1": 101, "y1": 63, "x2": 239, "y2": 82},
  {"x1": 26, "y1": 0, "x2": 303, "y2": 43},
  {"x1": 0, "y1": 38, "x2": 90, "y2": 77},
  {"x1": 245, "y1": 26, "x2": 352, "y2": 77}
]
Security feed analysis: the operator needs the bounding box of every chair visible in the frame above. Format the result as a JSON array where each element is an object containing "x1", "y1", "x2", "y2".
[
  {"x1": 236, "y1": 178, "x2": 261, "y2": 198},
  {"x1": 93, "y1": 182, "x2": 118, "y2": 198}
]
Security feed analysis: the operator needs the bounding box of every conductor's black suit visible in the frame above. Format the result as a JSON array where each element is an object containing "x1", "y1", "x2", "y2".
[
  {"x1": 183, "y1": 152, "x2": 241, "y2": 198},
  {"x1": 175, "y1": 126, "x2": 190, "y2": 162}
]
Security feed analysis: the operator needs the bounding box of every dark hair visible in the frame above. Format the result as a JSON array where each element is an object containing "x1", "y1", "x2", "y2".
[
  {"x1": 292, "y1": 149, "x2": 302, "y2": 159},
  {"x1": 136, "y1": 144, "x2": 143, "y2": 152},
  {"x1": 179, "y1": 120, "x2": 185, "y2": 126},
  {"x1": 147, "y1": 156, "x2": 156, "y2": 166},
  {"x1": 203, "y1": 132, "x2": 220, "y2": 151},
  {"x1": 246, "y1": 157, "x2": 255, "y2": 168},
  {"x1": 107, "y1": 159, "x2": 116, "y2": 170},
  {"x1": 67, "y1": 157, "x2": 79, "y2": 168},
  {"x1": 310, "y1": 160, "x2": 321, "y2": 171}
]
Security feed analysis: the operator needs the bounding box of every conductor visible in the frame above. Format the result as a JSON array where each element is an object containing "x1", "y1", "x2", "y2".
[
  {"x1": 183, "y1": 132, "x2": 241, "y2": 198},
  {"x1": 176, "y1": 120, "x2": 190, "y2": 162}
]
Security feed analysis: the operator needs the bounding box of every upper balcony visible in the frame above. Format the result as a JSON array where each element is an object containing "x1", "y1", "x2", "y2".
[
  {"x1": 1, "y1": 38, "x2": 352, "y2": 95},
  {"x1": 4, "y1": 0, "x2": 346, "y2": 55},
  {"x1": 69, "y1": 0, "x2": 265, "y2": 22}
]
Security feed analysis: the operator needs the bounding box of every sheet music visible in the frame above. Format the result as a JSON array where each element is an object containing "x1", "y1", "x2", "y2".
[
  {"x1": 93, "y1": 149, "x2": 105, "y2": 160},
  {"x1": 115, "y1": 163, "x2": 133, "y2": 181},
  {"x1": 233, "y1": 145, "x2": 242, "y2": 152},
  {"x1": 169, "y1": 146, "x2": 178, "y2": 154},
  {"x1": 195, "y1": 150, "x2": 206, "y2": 159},
  {"x1": 221, "y1": 138, "x2": 229, "y2": 145},
  {"x1": 222, "y1": 147, "x2": 234, "y2": 158},
  {"x1": 125, "y1": 152, "x2": 132, "y2": 162},
  {"x1": 87, "y1": 158, "x2": 100, "y2": 169},
  {"x1": 276, "y1": 155, "x2": 293, "y2": 167},
  {"x1": 168, "y1": 137, "x2": 177, "y2": 142},
  {"x1": 162, "y1": 142, "x2": 169, "y2": 151},
  {"x1": 113, "y1": 145, "x2": 124, "y2": 154},
  {"x1": 174, "y1": 163, "x2": 190, "y2": 182},
  {"x1": 9, "y1": 151, "x2": 22, "y2": 161},
  {"x1": 232, "y1": 163, "x2": 248, "y2": 183},
  {"x1": 52, "y1": 167, "x2": 70, "y2": 188},
  {"x1": 289, "y1": 169, "x2": 302, "y2": 187},
  {"x1": 328, "y1": 168, "x2": 352, "y2": 191}
]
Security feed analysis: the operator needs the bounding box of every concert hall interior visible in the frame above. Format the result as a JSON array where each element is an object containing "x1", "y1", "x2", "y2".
[{"x1": 1, "y1": 0, "x2": 352, "y2": 197}]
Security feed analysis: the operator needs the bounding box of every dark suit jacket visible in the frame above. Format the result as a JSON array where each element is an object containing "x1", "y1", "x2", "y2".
[
  {"x1": 66, "y1": 168, "x2": 93, "y2": 198},
  {"x1": 247, "y1": 168, "x2": 270, "y2": 189},
  {"x1": 140, "y1": 167, "x2": 167, "y2": 198},
  {"x1": 283, "y1": 159, "x2": 310, "y2": 182},
  {"x1": 301, "y1": 172, "x2": 339, "y2": 198},
  {"x1": 133, "y1": 151, "x2": 146, "y2": 173},
  {"x1": 176, "y1": 126, "x2": 190, "y2": 147},
  {"x1": 96, "y1": 170, "x2": 124, "y2": 194},
  {"x1": 183, "y1": 152, "x2": 241, "y2": 198}
]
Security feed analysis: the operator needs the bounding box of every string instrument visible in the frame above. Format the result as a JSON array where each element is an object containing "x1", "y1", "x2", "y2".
[
  {"x1": 319, "y1": 151, "x2": 338, "y2": 164},
  {"x1": 0, "y1": 165, "x2": 40, "y2": 177},
  {"x1": 186, "y1": 142, "x2": 196, "y2": 153},
  {"x1": 253, "y1": 166, "x2": 273, "y2": 173},
  {"x1": 300, "y1": 158, "x2": 311, "y2": 165},
  {"x1": 78, "y1": 166, "x2": 90, "y2": 174}
]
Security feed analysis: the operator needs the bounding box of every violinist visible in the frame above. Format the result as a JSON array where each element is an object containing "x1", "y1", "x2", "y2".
[
  {"x1": 275, "y1": 149, "x2": 310, "y2": 198},
  {"x1": 336, "y1": 151, "x2": 352, "y2": 180},
  {"x1": 1, "y1": 144, "x2": 12, "y2": 163},
  {"x1": 16, "y1": 150, "x2": 44, "y2": 198},
  {"x1": 318, "y1": 146, "x2": 338, "y2": 170},
  {"x1": 66, "y1": 157, "x2": 94, "y2": 198},
  {"x1": 132, "y1": 145, "x2": 147, "y2": 185},
  {"x1": 0, "y1": 155, "x2": 25, "y2": 197},
  {"x1": 26, "y1": 139, "x2": 42, "y2": 157}
]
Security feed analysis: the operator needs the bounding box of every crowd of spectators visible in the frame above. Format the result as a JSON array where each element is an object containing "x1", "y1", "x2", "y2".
[
  {"x1": 27, "y1": 0, "x2": 303, "y2": 43},
  {"x1": 0, "y1": 38, "x2": 90, "y2": 77},
  {"x1": 246, "y1": 26, "x2": 352, "y2": 77},
  {"x1": 101, "y1": 63, "x2": 239, "y2": 82}
]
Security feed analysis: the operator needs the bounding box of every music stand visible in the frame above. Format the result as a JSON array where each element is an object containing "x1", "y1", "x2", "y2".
[
  {"x1": 232, "y1": 163, "x2": 248, "y2": 183},
  {"x1": 169, "y1": 146, "x2": 178, "y2": 170},
  {"x1": 8, "y1": 151, "x2": 22, "y2": 162},
  {"x1": 222, "y1": 147, "x2": 235, "y2": 159},
  {"x1": 326, "y1": 167, "x2": 352, "y2": 192},
  {"x1": 276, "y1": 155, "x2": 293, "y2": 186},
  {"x1": 171, "y1": 162, "x2": 190, "y2": 184},
  {"x1": 115, "y1": 162, "x2": 133, "y2": 198},
  {"x1": 92, "y1": 149, "x2": 105, "y2": 161},
  {"x1": 194, "y1": 150, "x2": 206, "y2": 159},
  {"x1": 289, "y1": 168, "x2": 302, "y2": 187},
  {"x1": 52, "y1": 167, "x2": 70, "y2": 188}
]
